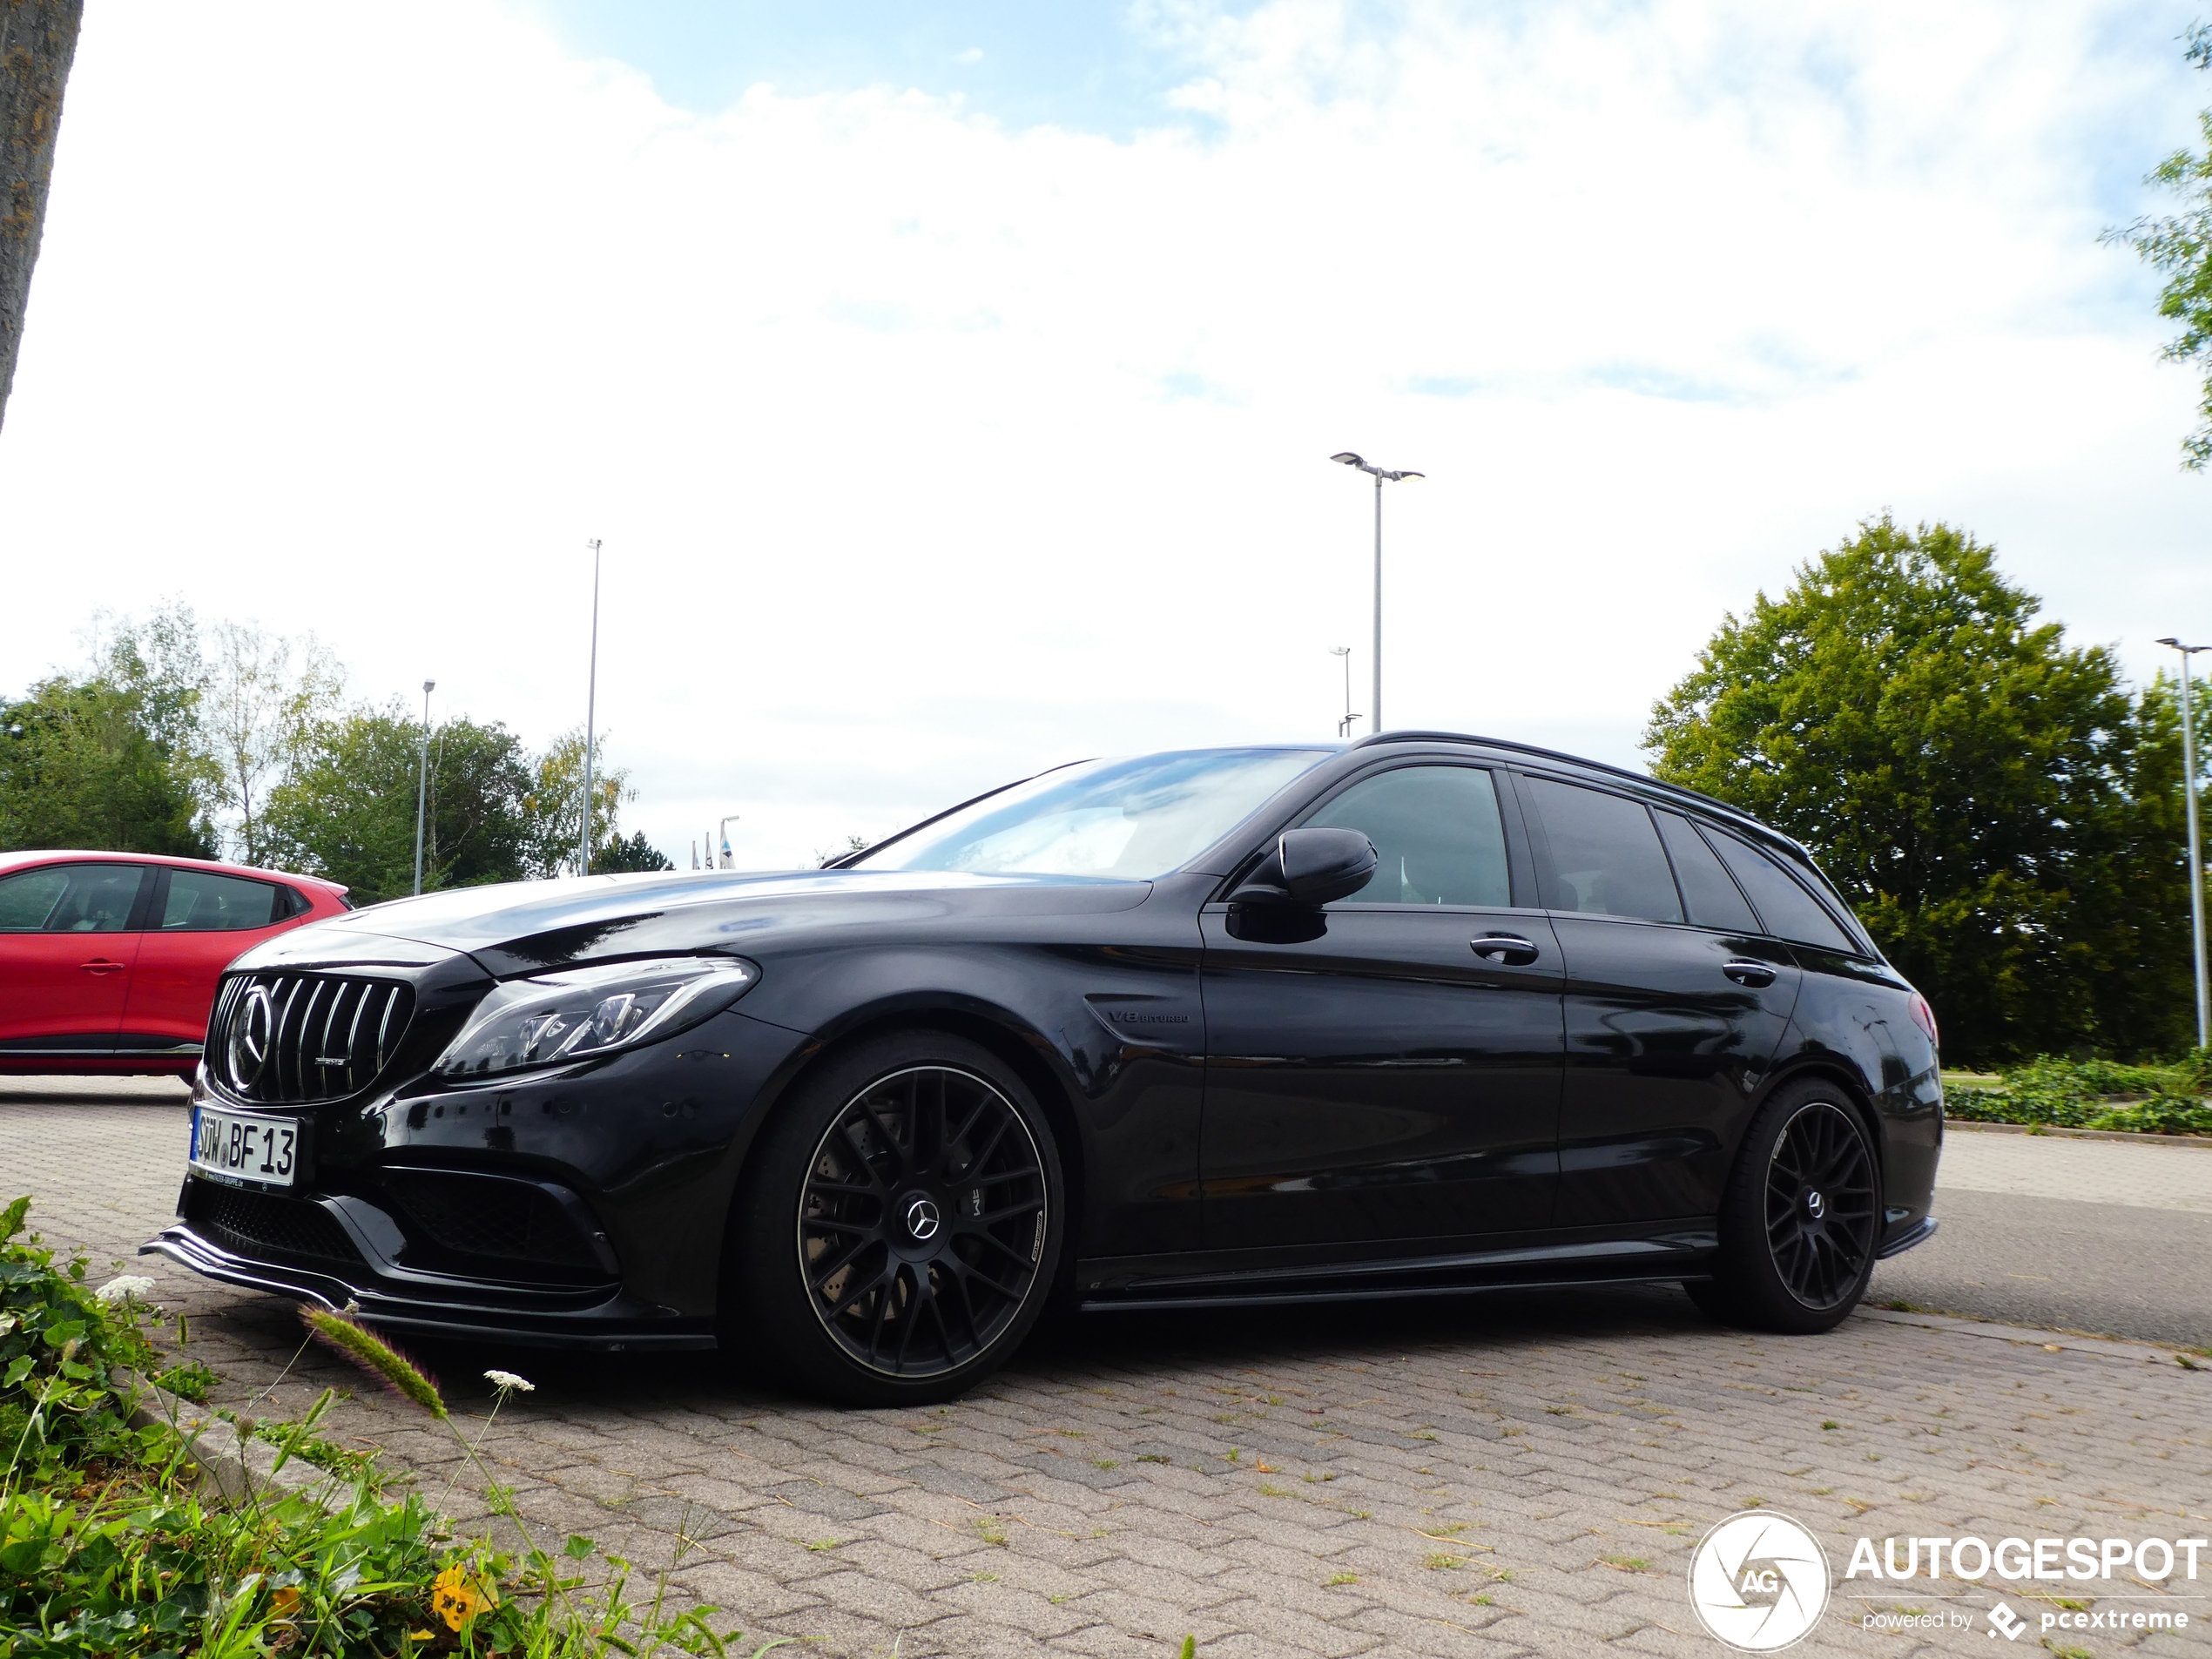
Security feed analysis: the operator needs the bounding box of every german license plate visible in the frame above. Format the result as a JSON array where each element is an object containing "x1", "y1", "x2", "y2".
[{"x1": 191, "y1": 1106, "x2": 300, "y2": 1188}]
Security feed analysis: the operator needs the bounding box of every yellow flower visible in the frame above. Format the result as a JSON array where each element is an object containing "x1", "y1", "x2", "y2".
[{"x1": 431, "y1": 1564, "x2": 498, "y2": 1631}]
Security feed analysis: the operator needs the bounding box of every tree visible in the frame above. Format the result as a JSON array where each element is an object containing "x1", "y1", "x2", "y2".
[
  {"x1": 0, "y1": 670, "x2": 212, "y2": 858},
  {"x1": 0, "y1": 0, "x2": 83, "y2": 431},
  {"x1": 1645, "y1": 516, "x2": 2202, "y2": 1064},
  {"x1": 523, "y1": 729, "x2": 633, "y2": 878},
  {"x1": 594, "y1": 830, "x2": 673, "y2": 873},
  {"x1": 199, "y1": 621, "x2": 343, "y2": 865},
  {"x1": 2106, "y1": 23, "x2": 2212, "y2": 467},
  {"x1": 261, "y1": 705, "x2": 536, "y2": 902}
]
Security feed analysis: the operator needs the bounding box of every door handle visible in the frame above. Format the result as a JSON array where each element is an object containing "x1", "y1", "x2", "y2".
[
  {"x1": 78, "y1": 959, "x2": 126, "y2": 974},
  {"x1": 1471, "y1": 934, "x2": 1540, "y2": 966},
  {"x1": 1722, "y1": 959, "x2": 1777, "y2": 988}
]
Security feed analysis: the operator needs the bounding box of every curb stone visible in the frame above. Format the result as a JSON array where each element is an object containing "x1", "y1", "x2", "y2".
[
  {"x1": 1854, "y1": 1306, "x2": 2210, "y2": 1367},
  {"x1": 1944, "y1": 1118, "x2": 2212, "y2": 1149},
  {"x1": 120, "y1": 1369, "x2": 344, "y2": 1507}
]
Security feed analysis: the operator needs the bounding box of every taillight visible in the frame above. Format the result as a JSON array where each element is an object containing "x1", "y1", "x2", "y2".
[{"x1": 1909, "y1": 993, "x2": 1939, "y2": 1048}]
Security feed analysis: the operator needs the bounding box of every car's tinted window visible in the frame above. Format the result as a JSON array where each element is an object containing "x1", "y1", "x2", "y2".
[
  {"x1": 0, "y1": 864, "x2": 143, "y2": 932},
  {"x1": 1303, "y1": 765, "x2": 1511, "y2": 907},
  {"x1": 1525, "y1": 778, "x2": 1683, "y2": 924},
  {"x1": 1703, "y1": 828, "x2": 1858, "y2": 952},
  {"x1": 1656, "y1": 811, "x2": 1758, "y2": 933},
  {"x1": 158, "y1": 870, "x2": 287, "y2": 931}
]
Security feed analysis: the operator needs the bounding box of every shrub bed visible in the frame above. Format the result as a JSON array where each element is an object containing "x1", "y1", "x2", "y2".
[
  {"x1": 0, "y1": 1197, "x2": 777, "y2": 1659},
  {"x1": 1946, "y1": 1051, "x2": 2212, "y2": 1137}
]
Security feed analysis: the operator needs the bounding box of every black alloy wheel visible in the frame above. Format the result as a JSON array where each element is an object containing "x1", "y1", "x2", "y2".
[
  {"x1": 727, "y1": 1030, "x2": 1064, "y2": 1405},
  {"x1": 1763, "y1": 1100, "x2": 1878, "y2": 1310},
  {"x1": 1688, "y1": 1079, "x2": 1881, "y2": 1336},
  {"x1": 799, "y1": 1064, "x2": 1049, "y2": 1377}
]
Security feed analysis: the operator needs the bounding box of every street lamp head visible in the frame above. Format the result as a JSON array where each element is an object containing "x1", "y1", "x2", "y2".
[
  {"x1": 1331, "y1": 452, "x2": 1365, "y2": 468},
  {"x1": 2160, "y1": 637, "x2": 2210, "y2": 653},
  {"x1": 422, "y1": 679, "x2": 436, "y2": 693},
  {"x1": 1392, "y1": 469, "x2": 1426, "y2": 482}
]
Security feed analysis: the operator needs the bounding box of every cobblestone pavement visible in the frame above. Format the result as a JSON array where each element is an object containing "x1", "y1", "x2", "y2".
[{"x1": 8, "y1": 1086, "x2": 2211, "y2": 1658}]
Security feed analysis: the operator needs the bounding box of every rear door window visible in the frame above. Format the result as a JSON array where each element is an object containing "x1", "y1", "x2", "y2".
[
  {"x1": 157, "y1": 869, "x2": 288, "y2": 931},
  {"x1": 1302, "y1": 765, "x2": 1514, "y2": 907},
  {"x1": 1703, "y1": 829, "x2": 1858, "y2": 952},
  {"x1": 1523, "y1": 779, "x2": 1683, "y2": 924},
  {"x1": 1655, "y1": 811, "x2": 1759, "y2": 933},
  {"x1": 0, "y1": 864, "x2": 146, "y2": 932}
]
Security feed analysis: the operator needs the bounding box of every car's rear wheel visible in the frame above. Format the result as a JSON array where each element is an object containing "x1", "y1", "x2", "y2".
[
  {"x1": 1687, "y1": 1080, "x2": 1879, "y2": 1335},
  {"x1": 725, "y1": 1030, "x2": 1064, "y2": 1405}
]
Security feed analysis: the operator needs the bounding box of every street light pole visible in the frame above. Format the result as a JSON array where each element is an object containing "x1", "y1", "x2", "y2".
[
  {"x1": 1329, "y1": 646, "x2": 1360, "y2": 738},
  {"x1": 412, "y1": 679, "x2": 435, "y2": 896},
  {"x1": 1330, "y1": 453, "x2": 1424, "y2": 735},
  {"x1": 2159, "y1": 637, "x2": 2210, "y2": 1050},
  {"x1": 579, "y1": 539, "x2": 601, "y2": 878}
]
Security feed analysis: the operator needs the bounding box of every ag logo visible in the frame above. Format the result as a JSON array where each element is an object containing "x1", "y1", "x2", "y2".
[
  {"x1": 1986, "y1": 1602, "x2": 2027, "y2": 1641},
  {"x1": 226, "y1": 985, "x2": 276, "y2": 1094},
  {"x1": 1687, "y1": 1510, "x2": 1831, "y2": 1651}
]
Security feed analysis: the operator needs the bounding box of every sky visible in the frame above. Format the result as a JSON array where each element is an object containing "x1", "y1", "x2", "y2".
[{"x1": 3, "y1": 0, "x2": 2211, "y2": 871}]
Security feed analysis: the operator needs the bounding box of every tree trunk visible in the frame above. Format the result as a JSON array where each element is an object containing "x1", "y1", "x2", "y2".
[{"x1": 0, "y1": 0, "x2": 83, "y2": 433}]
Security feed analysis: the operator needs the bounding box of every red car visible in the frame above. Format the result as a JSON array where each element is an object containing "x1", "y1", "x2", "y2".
[{"x1": 0, "y1": 851, "x2": 351, "y2": 1076}]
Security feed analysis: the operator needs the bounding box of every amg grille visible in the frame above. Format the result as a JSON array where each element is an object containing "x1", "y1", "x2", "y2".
[
  {"x1": 381, "y1": 1170, "x2": 604, "y2": 1273},
  {"x1": 187, "y1": 1182, "x2": 359, "y2": 1264},
  {"x1": 209, "y1": 972, "x2": 414, "y2": 1103}
]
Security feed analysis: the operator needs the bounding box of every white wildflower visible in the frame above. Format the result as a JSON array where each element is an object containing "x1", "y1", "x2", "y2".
[
  {"x1": 95, "y1": 1274, "x2": 157, "y2": 1305},
  {"x1": 483, "y1": 1369, "x2": 536, "y2": 1393}
]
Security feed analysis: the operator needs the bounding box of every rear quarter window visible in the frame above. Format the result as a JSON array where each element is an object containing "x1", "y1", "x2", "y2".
[{"x1": 1701, "y1": 826, "x2": 1858, "y2": 954}]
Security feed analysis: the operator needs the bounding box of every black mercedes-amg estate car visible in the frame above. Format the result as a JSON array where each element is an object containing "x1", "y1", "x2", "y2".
[{"x1": 149, "y1": 733, "x2": 1941, "y2": 1404}]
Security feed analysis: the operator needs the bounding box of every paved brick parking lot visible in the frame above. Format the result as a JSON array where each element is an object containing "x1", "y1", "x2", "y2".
[{"x1": 8, "y1": 1082, "x2": 2210, "y2": 1657}]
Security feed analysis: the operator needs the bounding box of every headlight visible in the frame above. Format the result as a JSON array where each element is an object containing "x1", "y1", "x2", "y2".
[{"x1": 433, "y1": 956, "x2": 759, "y2": 1081}]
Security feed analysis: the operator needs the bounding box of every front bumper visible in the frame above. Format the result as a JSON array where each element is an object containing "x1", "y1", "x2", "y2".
[{"x1": 143, "y1": 1208, "x2": 715, "y2": 1351}]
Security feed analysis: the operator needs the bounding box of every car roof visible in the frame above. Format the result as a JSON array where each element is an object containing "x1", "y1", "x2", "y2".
[
  {"x1": 1349, "y1": 731, "x2": 1803, "y2": 852},
  {"x1": 0, "y1": 848, "x2": 346, "y2": 894}
]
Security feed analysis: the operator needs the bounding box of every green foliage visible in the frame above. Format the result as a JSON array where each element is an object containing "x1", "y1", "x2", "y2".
[
  {"x1": 0, "y1": 609, "x2": 216, "y2": 859},
  {"x1": 0, "y1": 1195, "x2": 774, "y2": 1659},
  {"x1": 150, "y1": 1360, "x2": 215, "y2": 1406},
  {"x1": 594, "y1": 830, "x2": 674, "y2": 874},
  {"x1": 260, "y1": 704, "x2": 541, "y2": 903},
  {"x1": 1645, "y1": 516, "x2": 2204, "y2": 1065},
  {"x1": 2105, "y1": 22, "x2": 2212, "y2": 468},
  {"x1": 1946, "y1": 1054, "x2": 2212, "y2": 1136},
  {"x1": 0, "y1": 1197, "x2": 157, "y2": 1491},
  {"x1": 527, "y1": 729, "x2": 637, "y2": 880}
]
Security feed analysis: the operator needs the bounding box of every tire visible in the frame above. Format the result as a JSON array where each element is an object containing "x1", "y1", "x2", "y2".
[
  {"x1": 1688, "y1": 1078, "x2": 1880, "y2": 1335},
  {"x1": 724, "y1": 1029, "x2": 1066, "y2": 1406}
]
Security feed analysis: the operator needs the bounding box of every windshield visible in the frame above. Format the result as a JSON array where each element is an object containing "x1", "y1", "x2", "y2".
[{"x1": 853, "y1": 748, "x2": 1332, "y2": 880}]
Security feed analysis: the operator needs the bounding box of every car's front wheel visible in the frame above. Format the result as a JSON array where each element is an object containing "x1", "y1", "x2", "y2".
[
  {"x1": 1687, "y1": 1079, "x2": 1880, "y2": 1335},
  {"x1": 726, "y1": 1030, "x2": 1065, "y2": 1405}
]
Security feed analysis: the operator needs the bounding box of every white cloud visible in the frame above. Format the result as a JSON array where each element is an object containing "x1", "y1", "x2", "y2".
[{"x1": 3, "y1": 0, "x2": 2207, "y2": 869}]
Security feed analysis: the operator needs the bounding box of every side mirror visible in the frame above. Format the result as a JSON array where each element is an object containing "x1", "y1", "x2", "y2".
[{"x1": 1228, "y1": 827, "x2": 1378, "y2": 908}]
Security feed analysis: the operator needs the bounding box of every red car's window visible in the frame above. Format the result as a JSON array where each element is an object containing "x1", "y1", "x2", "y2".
[
  {"x1": 0, "y1": 864, "x2": 143, "y2": 932},
  {"x1": 157, "y1": 869, "x2": 287, "y2": 931}
]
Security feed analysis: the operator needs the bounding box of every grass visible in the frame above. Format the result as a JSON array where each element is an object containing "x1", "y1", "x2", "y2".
[{"x1": 0, "y1": 1194, "x2": 784, "y2": 1659}]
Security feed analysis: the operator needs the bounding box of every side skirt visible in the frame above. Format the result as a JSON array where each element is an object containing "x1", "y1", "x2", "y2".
[{"x1": 1076, "y1": 1229, "x2": 1718, "y2": 1313}]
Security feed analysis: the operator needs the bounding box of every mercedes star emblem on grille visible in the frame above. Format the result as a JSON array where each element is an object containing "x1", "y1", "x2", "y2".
[{"x1": 226, "y1": 984, "x2": 275, "y2": 1093}]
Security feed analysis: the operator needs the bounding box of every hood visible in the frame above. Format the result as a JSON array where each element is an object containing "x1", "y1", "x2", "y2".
[{"x1": 230, "y1": 867, "x2": 1154, "y2": 979}]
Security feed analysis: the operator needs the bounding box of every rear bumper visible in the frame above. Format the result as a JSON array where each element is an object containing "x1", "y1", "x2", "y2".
[{"x1": 141, "y1": 1220, "x2": 716, "y2": 1352}]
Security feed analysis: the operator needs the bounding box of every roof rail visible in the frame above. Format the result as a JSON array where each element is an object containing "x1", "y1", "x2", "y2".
[{"x1": 1349, "y1": 729, "x2": 1766, "y2": 831}]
